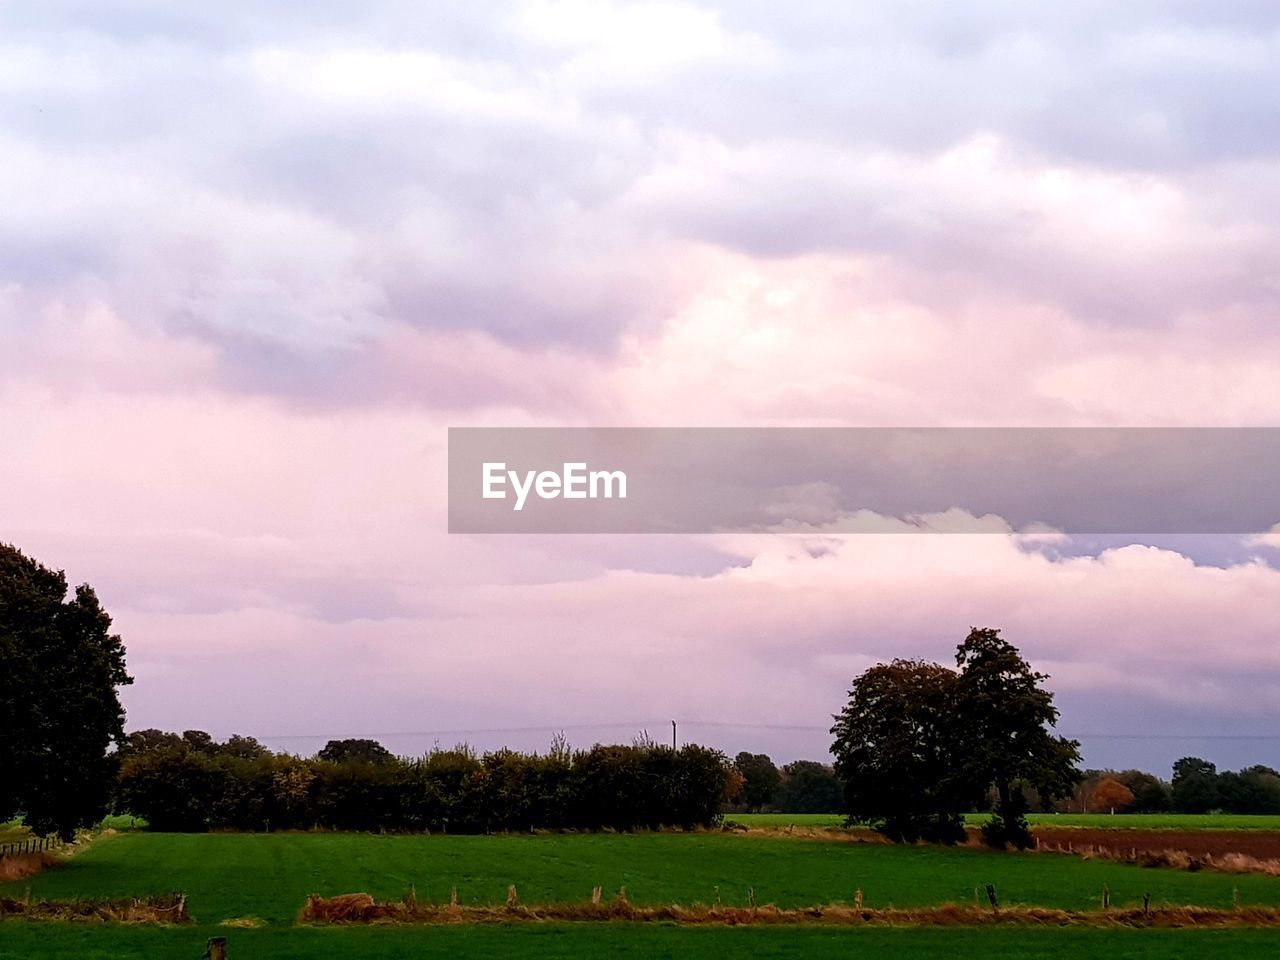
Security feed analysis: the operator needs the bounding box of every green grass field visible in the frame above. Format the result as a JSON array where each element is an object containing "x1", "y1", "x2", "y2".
[
  {"x1": 6, "y1": 830, "x2": 1280, "y2": 958},
  {"x1": 6, "y1": 831, "x2": 1280, "y2": 924},
  {"x1": 3, "y1": 923, "x2": 1280, "y2": 960},
  {"x1": 732, "y1": 813, "x2": 1280, "y2": 831}
]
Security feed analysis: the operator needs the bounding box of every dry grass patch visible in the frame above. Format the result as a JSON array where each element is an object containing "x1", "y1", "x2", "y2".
[
  {"x1": 0, "y1": 852, "x2": 60, "y2": 883},
  {"x1": 0, "y1": 892, "x2": 189, "y2": 923},
  {"x1": 298, "y1": 890, "x2": 1280, "y2": 929}
]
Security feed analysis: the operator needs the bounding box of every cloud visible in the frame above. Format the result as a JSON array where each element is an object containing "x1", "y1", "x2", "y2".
[{"x1": 4, "y1": 2, "x2": 1280, "y2": 766}]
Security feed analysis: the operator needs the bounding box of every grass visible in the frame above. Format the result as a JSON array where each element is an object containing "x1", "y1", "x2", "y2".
[
  {"x1": 0, "y1": 814, "x2": 144, "y2": 845},
  {"x1": 4, "y1": 922, "x2": 1280, "y2": 959},
  {"x1": 732, "y1": 813, "x2": 1280, "y2": 831},
  {"x1": 5, "y1": 831, "x2": 1280, "y2": 925}
]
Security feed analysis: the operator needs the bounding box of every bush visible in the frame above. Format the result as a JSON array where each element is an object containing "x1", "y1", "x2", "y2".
[{"x1": 113, "y1": 734, "x2": 732, "y2": 833}]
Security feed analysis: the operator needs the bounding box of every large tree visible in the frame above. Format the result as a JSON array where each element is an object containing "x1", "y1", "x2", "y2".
[
  {"x1": 831, "y1": 659, "x2": 972, "y2": 842},
  {"x1": 0, "y1": 543, "x2": 132, "y2": 838},
  {"x1": 831, "y1": 629, "x2": 1080, "y2": 847},
  {"x1": 952, "y1": 628, "x2": 1081, "y2": 848}
]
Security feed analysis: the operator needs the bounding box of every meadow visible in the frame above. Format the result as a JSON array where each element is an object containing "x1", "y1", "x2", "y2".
[
  {"x1": 6, "y1": 830, "x2": 1280, "y2": 922},
  {"x1": 4, "y1": 923, "x2": 1280, "y2": 960},
  {"x1": 6, "y1": 829, "x2": 1280, "y2": 958}
]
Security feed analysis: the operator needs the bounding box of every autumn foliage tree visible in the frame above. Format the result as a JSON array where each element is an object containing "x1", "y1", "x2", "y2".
[{"x1": 1090, "y1": 776, "x2": 1135, "y2": 813}]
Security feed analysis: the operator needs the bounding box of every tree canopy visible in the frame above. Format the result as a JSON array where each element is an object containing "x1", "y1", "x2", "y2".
[
  {"x1": 733, "y1": 752, "x2": 782, "y2": 811},
  {"x1": 0, "y1": 543, "x2": 132, "y2": 838},
  {"x1": 830, "y1": 659, "x2": 970, "y2": 842},
  {"x1": 317, "y1": 738, "x2": 395, "y2": 765},
  {"x1": 831, "y1": 627, "x2": 1080, "y2": 848}
]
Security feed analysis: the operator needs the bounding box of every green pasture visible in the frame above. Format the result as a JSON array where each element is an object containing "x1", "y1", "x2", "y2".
[
  {"x1": 5, "y1": 831, "x2": 1280, "y2": 925},
  {"x1": 3, "y1": 923, "x2": 1280, "y2": 960}
]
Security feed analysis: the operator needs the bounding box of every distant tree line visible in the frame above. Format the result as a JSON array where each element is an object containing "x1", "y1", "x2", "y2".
[
  {"x1": 730, "y1": 755, "x2": 843, "y2": 814},
  {"x1": 1070, "y1": 760, "x2": 1280, "y2": 815},
  {"x1": 113, "y1": 731, "x2": 734, "y2": 833}
]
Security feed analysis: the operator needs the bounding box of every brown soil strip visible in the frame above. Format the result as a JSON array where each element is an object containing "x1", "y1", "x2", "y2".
[{"x1": 1033, "y1": 828, "x2": 1280, "y2": 862}]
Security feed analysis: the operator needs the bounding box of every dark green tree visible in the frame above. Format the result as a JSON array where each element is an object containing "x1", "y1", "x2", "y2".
[
  {"x1": 733, "y1": 752, "x2": 781, "y2": 811},
  {"x1": 776, "y1": 760, "x2": 844, "y2": 814},
  {"x1": 953, "y1": 628, "x2": 1081, "y2": 849},
  {"x1": 831, "y1": 659, "x2": 970, "y2": 842},
  {"x1": 0, "y1": 543, "x2": 132, "y2": 839},
  {"x1": 832, "y1": 629, "x2": 1079, "y2": 848},
  {"x1": 221, "y1": 734, "x2": 272, "y2": 760},
  {"x1": 317, "y1": 738, "x2": 394, "y2": 765},
  {"x1": 1171, "y1": 757, "x2": 1219, "y2": 813}
]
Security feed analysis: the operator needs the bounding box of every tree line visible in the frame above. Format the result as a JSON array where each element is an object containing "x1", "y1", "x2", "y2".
[
  {"x1": 114, "y1": 730, "x2": 733, "y2": 832},
  {"x1": 728, "y1": 755, "x2": 843, "y2": 814},
  {"x1": 8, "y1": 542, "x2": 1279, "y2": 843},
  {"x1": 1074, "y1": 761, "x2": 1280, "y2": 815}
]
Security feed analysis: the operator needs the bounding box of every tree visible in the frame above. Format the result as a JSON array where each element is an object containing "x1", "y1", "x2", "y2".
[
  {"x1": 317, "y1": 738, "x2": 394, "y2": 765},
  {"x1": 831, "y1": 629, "x2": 1080, "y2": 848},
  {"x1": 952, "y1": 628, "x2": 1081, "y2": 849},
  {"x1": 776, "y1": 760, "x2": 844, "y2": 814},
  {"x1": 221, "y1": 734, "x2": 272, "y2": 760},
  {"x1": 0, "y1": 543, "x2": 132, "y2": 838},
  {"x1": 1218, "y1": 766, "x2": 1280, "y2": 815},
  {"x1": 1114, "y1": 770, "x2": 1171, "y2": 812},
  {"x1": 1090, "y1": 776, "x2": 1134, "y2": 813},
  {"x1": 831, "y1": 660, "x2": 970, "y2": 842},
  {"x1": 1171, "y1": 757, "x2": 1219, "y2": 813},
  {"x1": 733, "y1": 752, "x2": 781, "y2": 811}
]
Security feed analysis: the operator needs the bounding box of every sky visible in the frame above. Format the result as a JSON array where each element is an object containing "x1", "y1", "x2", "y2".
[{"x1": 4, "y1": 1, "x2": 1280, "y2": 775}]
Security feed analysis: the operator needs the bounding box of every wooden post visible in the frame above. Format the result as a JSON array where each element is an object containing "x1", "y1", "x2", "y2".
[
  {"x1": 985, "y1": 884, "x2": 998, "y2": 910},
  {"x1": 1102, "y1": 884, "x2": 1110, "y2": 910},
  {"x1": 203, "y1": 937, "x2": 227, "y2": 960},
  {"x1": 1142, "y1": 893, "x2": 1150, "y2": 916}
]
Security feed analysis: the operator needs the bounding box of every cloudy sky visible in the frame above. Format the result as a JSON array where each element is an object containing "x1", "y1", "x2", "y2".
[{"x1": 4, "y1": 1, "x2": 1280, "y2": 774}]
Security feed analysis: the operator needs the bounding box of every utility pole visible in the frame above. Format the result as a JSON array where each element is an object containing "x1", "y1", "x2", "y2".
[{"x1": 671, "y1": 720, "x2": 677, "y2": 750}]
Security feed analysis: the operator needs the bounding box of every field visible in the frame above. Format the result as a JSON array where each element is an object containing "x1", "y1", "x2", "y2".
[
  {"x1": 11, "y1": 830, "x2": 1280, "y2": 920},
  {"x1": 4, "y1": 924, "x2": 1280, "y2": 960},
  {"x1": 6, "y1": 829, "x2": 1280, "y2": 958}
]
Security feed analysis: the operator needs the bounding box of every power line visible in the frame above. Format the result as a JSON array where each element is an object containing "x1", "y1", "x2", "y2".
[{"x1": 253, "y1": 720, "x2": 1280, "y2": 743}]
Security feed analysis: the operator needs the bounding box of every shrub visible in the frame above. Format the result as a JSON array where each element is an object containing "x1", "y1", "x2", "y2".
[{"x1": 113, "y1": 733, "x2": 731, "y2": 833}]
